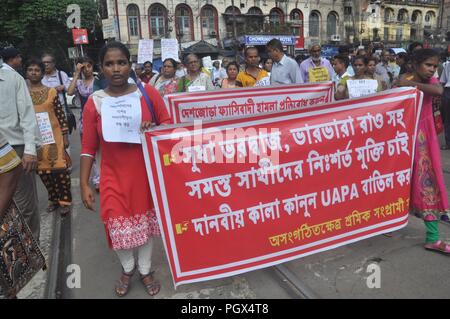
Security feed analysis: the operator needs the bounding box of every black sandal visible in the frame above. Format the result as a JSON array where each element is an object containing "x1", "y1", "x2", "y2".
[
  {"x1": 115, "y1": 268, "x2": 135, "y2": 297},
  {"x1": 140, "y1": 271, "x2": 161, "y2": 297}
]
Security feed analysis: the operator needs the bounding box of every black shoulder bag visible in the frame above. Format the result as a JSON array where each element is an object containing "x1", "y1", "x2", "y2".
[{"x1": 57, "y1": 71, "x2": 77, "y2": 134}]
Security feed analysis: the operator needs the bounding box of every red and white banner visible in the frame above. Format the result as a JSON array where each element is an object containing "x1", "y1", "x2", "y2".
[
  {"x1": 143, "y1": 87, "x2": 422, "y2": 287},
  {"x1": 165, "y1": 83, "x2": 334, "y2": 124}
]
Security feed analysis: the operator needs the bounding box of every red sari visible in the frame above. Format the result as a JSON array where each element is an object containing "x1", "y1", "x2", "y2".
[{"x1": 81, "y1": 85, "x2": 171, "y2": 250}]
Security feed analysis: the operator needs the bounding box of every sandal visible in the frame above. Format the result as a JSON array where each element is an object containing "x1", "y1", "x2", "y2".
[
  {"x1": 140, "y1": 271, "x2": 161, "y2": 296},
  {"x1": 424, "y1": 240, "x2": 450, "y2": 254},
  {"x1": 115, "y1": 268, "x2": 135, "y2": 297},
  {"x1": 46, "y1": 202, "x2": 59, "y2": 213}
]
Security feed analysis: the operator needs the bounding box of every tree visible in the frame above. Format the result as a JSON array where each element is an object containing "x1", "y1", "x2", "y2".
[{"x1": 0, "y1": 0, "x2": 101, "y2": 73}]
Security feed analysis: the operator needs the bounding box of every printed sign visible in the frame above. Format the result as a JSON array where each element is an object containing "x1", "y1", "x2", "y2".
[
  {"x1": 101, "y1": 92, "x2": 142, "y2": 144},
  {"x1": 347, "y1": 79, "x2": 379, "y2": 99},
  {"x1": 36, "y1": 112, "x2": 55, "y2": 145},
  {"x1": 161, "y1": 39, "x2": 180, "y2": 62},
  {"x1": 138, "y1": 39, "x2": 154, "y2": 64},
  {"x1": 308, "y1": 66, "x2": 331, "y2": 83},
  {"x1": 142, "y1": 87, "x2": 422, "y2": 287},
  {"x1": 72, "y1": 28, "x2": 89, "y2": 45}
]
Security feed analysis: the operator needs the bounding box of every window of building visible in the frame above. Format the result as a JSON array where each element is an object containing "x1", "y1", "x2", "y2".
[
  {"x1": 175, "y1": 4, "x2": 194, "y2": 41},
  {"x1": 309, "y1": 11, "x2": 320, "y2": 37},
  {"x1": 149, "y1": 4, "x2": 167, "y2": 37},
  {"x1": 269, "y1": 8, "x2": 284, "y2": 25},
  {"x1": 127, "y1": 4, "x2": 140, "y2": 38},
  {"x1": 327, "y1": 12, "x2": 338, "y2": 38},
  {"x1": 201, "y1": 5, "x2": 218, "y2": 39},
  {"x1": 290, "y1": 9, "x2": 303, "y2": 37}
]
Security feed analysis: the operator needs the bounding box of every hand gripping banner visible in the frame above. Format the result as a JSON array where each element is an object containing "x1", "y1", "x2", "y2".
[{"x1": 143, "y1": 87, "x2": 423, "y2": 287}]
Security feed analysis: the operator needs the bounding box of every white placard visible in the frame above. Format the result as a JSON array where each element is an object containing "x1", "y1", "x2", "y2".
[
  {"x1": 347, "y1": 79, "x2": 378, "y2": 99},
  {"x1": 161, "y1": 38, "x2": 180, "y2": 62},
  {"x1": 138, "y1": 39, "x2": 154, "y2": 64},
  {"x1": 188, "y1": 86, "x2": 206, "y2": 92},
  {"x1": 254, "y1": 76, "x2": 271, "y2": 87},
  {"x1": 36, "y1": 112, "x2": 56, "y2": 145},
  {"x1": 101, "y1": 93, "x2": 142, "y2": 144}
]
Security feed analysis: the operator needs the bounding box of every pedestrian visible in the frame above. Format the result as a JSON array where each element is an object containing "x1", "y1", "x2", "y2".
[
  {"x1": 175, "y1": 61, "x2": 187, "y2": 78},
  {"x1": 267, "y1": 38, "x2": 303, "y2": 85},
  {"x1": 0, "y1": 60, "x2": 40, "y2": 241},
  {"x1": 178, "y1": 53, "x2": 215, "y2": 92},
  {"x1": 26, "y1": 59, "x2": 72, "y2": 216},
  {"x1": 80, "y1": 41, "x2": 171, "y2": 296},
  {"x1": 397, "y1": 52, "x2": 410, "y2": 76},
  {"x1": 41, "y1": 53, "x2": 76, "y2": 135},
  {"x1": 0, "y1": 47, "x2": 22, "y2": 72},
  {"x1": 408, "y1": 42, "x2": 423, "y2": 54},
  {"x1": 219, "y1": 62, "x2": 242, "y2": 89},
  {"x1": 0, "y1": 132, "x2": 22, "y2": 299},
  {"x1": 367, "y1": 57, "x2": 388, "y2": 90},
  {"x1": 397, "y1": 49, "x2": 450, "y2": 253},
  {"x1": 299, "y1": 44, "x2": 333, "y2": 83},
  {"x1": 331, "y1": 54, "x2": 350, "y2": 89},
  {"x1": 140, "y1": 61, "x2": 156, "y2": 84},
  {"x1": 375, "y1": 50, "x2": 394, "y2": 89},
  {"x1": 439, "y1": 55, "x2": 450, "y2": 150},
  {"x1": 335, "y1": 56, "x2": 382, "y2": 100},
  {"x1": 262, "y1": 57, "x2": 273, "y2": 75},
  {"x1": 236, "y1": 47, "x2": 269, "y2": 87},
  {"x1": 67, "y1": 57, "x2": 100, "y2": 192},
  {"x1": 211, "y1": 60, "x2": 227, "y2": 87},
  {"x1": 134, "y1": 63, "x2": 143, "y2": 79},
  {"x1": 149, "y1": 58, "x2": 179, "y2": 97}
]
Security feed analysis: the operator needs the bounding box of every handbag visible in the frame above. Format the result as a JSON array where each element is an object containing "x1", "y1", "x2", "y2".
[
  {"x1": 432, "y1": 96, "x2": 444, "y2": 135},
  {"x1": 0, "y1": 201, "x2": 46, "y2": 298},
  {"x1": 57, "y1": 71, "x2": 77, "y2": 134},
  {"x1": 137, "y1": 82, "x2": 159, "y2": 126}
]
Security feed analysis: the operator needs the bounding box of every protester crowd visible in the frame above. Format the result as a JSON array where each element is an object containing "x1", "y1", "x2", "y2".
[{"x1": 2, "y1": 38, "x2": 450, "y2": 299}]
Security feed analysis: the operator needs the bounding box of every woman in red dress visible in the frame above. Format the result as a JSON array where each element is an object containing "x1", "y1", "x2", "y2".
[{"x1": 80, "y1": 42, "x2": 171, "y2": 297}]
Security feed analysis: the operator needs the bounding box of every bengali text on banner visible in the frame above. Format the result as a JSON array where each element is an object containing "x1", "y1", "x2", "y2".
[
  {"x1": 165, "y1": 82, "x2": 334, "y2": 124},
  {"x1": 143, "y1": 87, "x2": 423, "y2": 287}
]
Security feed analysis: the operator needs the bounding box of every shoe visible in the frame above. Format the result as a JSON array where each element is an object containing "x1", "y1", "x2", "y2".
[
  {"x1": 440, "y1": 145, "x2": 450, "y2": 150},
  {"x1": 441, "y1": 214, "x2": 450, "y2": 223},
  {"x1": 424, "y1": 240, "x2": 450, "y2": 254}
]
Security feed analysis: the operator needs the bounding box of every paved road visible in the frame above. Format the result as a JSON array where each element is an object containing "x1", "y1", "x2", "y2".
[{"x1": 52, "y1": 110, "x2": 450, "y2": 299}]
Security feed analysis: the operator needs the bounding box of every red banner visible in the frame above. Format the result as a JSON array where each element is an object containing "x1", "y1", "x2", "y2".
[
  {"x1": 165, "y1": 83, "x2": 334, "y2": 124},
  {"x1": 143, "y1": 87, "x2": 422, "y2": 287}
]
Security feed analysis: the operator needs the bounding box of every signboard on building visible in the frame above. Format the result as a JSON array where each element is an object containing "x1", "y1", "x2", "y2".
[
  {"x1": 72, "y1": 28, "x2": 89, "y2": 45},
  {"x1": 240, "y1": 35, "x2": 296, "y2": 46},
  {"x1": 102, "y1": 18, "x2": 117, "y2": 39}
]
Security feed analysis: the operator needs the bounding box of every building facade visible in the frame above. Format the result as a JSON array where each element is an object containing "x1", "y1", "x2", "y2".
[
  {"x1": 357, "y1": 0, "x2": 441, "y2": 48},
  {"x1": 100, "y1": 0, "x2": 349, "y2": 59}
]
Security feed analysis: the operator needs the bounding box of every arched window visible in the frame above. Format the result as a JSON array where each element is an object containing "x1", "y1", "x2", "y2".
[
  {"x1": 225, "y1": 6, "x2": 240, "y2": 15},
  {"x1": 201, "y1": 5, "x2": 218, "y2": 39},
  {"x1": 411, "y1": 10, "x2": 422, "y2": 24},
  {"x1": 149, "y1": 4, "x2": 167, "y2": 37},
  {"x1": 175, "y1": 4, "x2": 194, "y2": 41},
  {"x1": 425, "y1": 11, "x2": 435, "y2": 24},
  {"x1": 290, "y1": 9, "x2": 304, "y2": 37},
  {"x1": 327, "y1": 12, "x2": 338, "y2": 38},
  {"x1": 384, "y1": 8, "x2": 394, "y2": 23},
  {"x1": 248, "y1": 7, "x2": 263, "y2": 15},
  {"x1": 127, "y1": 4, "x2": 141, "y2": 38},
  {"x1": 309, "y1": 11, "x2": 320, "y2": 37},
  {"x1": 397, "y1": 9, "x2": 408, "y2": 23},
  {"x1": 269, "y1": 8, "x2": 284, "y2": 25}
]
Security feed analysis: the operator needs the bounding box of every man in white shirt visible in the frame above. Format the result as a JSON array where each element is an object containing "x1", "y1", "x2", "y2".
[
  {"x1": 0, "y1": 47, "x2": 22, "y2": 72},
  {"x1": 267, "y1": 38, "x2": 303, "y2": 85},
  {"x1": 41, "y1": 53, "x2": 71, "y2": 112},
  {"x1": 0, "y1": 63, "x2": 40, "y2": 241}
]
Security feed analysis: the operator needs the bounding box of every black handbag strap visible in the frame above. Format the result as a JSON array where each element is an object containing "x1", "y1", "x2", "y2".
[{"x1": 57, "y1": 70, "x2": 70, "y2": 114}]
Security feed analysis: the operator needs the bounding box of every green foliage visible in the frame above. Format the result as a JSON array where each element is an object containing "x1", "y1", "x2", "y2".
[{"x1": 0, "y1": 0, "x2": 100, "y2": 72}]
